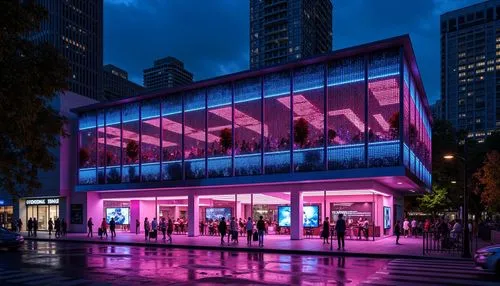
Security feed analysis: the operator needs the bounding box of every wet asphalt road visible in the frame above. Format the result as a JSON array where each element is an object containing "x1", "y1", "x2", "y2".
[
  {"x1": 0, "y1": 241, "x2": 497, "y2": 285},
  {"x1": 0, "y1": 240, "x2": 387, "y2": 285}
]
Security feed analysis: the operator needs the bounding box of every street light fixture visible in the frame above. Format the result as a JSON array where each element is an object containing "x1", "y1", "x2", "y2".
[{"x1": 442, "y1": 150, "x2": 470, "y2": 258}]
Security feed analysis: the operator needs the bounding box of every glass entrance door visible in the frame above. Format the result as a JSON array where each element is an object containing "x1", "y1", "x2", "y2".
[{"x1": 37, "y1": 205, "x2": 48, "y2": 230}]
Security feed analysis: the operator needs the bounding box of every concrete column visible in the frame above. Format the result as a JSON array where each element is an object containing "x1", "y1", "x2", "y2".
[
  {"x1": 130, "y1": 200, "x2": 140, "y2": 233},
  {"x1": 290, "y1": 191, "x2": 303, "y2": 240},
  {"x1": 86, "y1": 192, "x2": 102, "y2": 229},
  {"x1": 236, "y1": 201, "x2": 242, "y2": 219},
  {"x1": 188, "y1": 194, "x2": 199, "y2": 237}
]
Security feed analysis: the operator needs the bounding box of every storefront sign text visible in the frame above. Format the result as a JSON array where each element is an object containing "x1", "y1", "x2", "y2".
[{"x1": 26, "y1": 198, "x2": 59, "y2": 205}]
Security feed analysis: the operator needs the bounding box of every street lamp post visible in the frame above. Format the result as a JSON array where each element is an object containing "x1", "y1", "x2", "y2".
[{"x1": 443, "y1": 145, "x2": 471, "y2": 258}]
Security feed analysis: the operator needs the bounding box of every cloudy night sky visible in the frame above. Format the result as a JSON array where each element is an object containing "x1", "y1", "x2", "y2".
[{"x1": 103, "y1": 0, "x2": 485, "y2": 104}]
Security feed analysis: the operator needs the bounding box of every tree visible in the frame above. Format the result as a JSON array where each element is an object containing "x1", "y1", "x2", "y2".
[
  {"x1": 0, "y1": 2, "x2": 70, "y2": 199},
  {"x1": 294, "y1": 118, "x2": 309, "y2": 147},
  {"x1": 474, "y1": 151, "x2": 500, "y2": 212},
  {"x1": 417, "y1": 186, "x2": 450, "y2": 216},
  {"x1": 388, "y1": 111, "x2": 399, "y2": 139},
  {"x1": 219, "y1": 128, "x2": 232, "y2": 153},
  {"x1": 126, "y1": 140, "x2": 139, "y2": 162}
]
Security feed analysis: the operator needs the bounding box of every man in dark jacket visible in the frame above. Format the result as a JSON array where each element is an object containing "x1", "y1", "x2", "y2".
[
  {"x1": 335, "y1": 214, "x2": 346, "y2": 250},
  {"x1": 257, "y1": 216, "x2": 265, "y2": 247},
  {"x1": 218, "y1": 217, "x2": 227, "y2": 245}
]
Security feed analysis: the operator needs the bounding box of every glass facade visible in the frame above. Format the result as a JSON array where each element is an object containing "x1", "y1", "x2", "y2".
[{"x1": 77, "y1": 46, "x2": 432, "y2": 188}]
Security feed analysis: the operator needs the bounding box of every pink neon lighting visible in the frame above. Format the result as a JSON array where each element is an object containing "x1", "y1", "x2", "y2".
[
  {"x1": 328, "y1": 109, "x2": 365, "y2": 132},
  {"x1": 372, "y1": 114, "x2": 390, "y2": 131},
  {"x1": 209, "y1": 106, "x2": 268, "y2": 136},
  {"x1": 144, "y1": 118, "x2": 219, "y2": 143},
  {"x1": 100, "y1": 126, "x2": 177, "y2": 148},
  {"x1": 369, "y1": 78, "x2": 399, "y2": 106},
  {"x1": 277, "y1": 95, "x2": 323, "y2": 130}
]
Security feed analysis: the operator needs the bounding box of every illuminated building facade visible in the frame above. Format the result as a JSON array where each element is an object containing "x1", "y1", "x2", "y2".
[{"x1": 73, "y1": 36, "x2": 431, "y2": 239}]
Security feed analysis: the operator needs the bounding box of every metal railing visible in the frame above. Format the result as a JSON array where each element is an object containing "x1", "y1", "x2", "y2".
[{"x1": 422, "y1": 231, "x2": 467, "y2": 256}]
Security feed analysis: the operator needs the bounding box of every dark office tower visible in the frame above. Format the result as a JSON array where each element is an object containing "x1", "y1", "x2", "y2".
[
  {"x1": 143, "y1": 57, "x2": 193, "y2": 90},
  {"x1": 103, "y1": 65, "x2": 145, "y2": 101},
  {"x1": 431, "y1": 100, "x2": 444, "y2": 121},
  {"x1": 27, "y1": 0, "x2": 104, "y2": 101},
  {"x1": 250, "y1": 0, "x2": 333, "y2": 69},
  {"x1": 441, "y1": 0, "x2": 500, "y2": 141}
]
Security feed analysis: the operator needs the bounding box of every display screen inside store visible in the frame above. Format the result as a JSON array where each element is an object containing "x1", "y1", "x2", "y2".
[{"x1": 331, "y1": 202, "x2": 372, "y2": 222}]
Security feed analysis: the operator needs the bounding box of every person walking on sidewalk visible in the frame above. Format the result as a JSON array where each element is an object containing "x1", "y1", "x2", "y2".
[
  {"x1": 48, "y1": 218, "x2": 54, "y2": 237},
  {"x1": 411, "y1": 218, "x2": 417, "y2": 238},
  {"x1": 322, "y1": 217, "x2": 330, "y2": 244},
  {"x1": 218, "y1": 217, "x2": 227, "y2": 245},
  {"x1": 144, "y1": 217, "x2": 150, "y2": 241},
  {"x1": 100, "y1": 218, "x2": 108, "y2": 239},
  {"x1": 167, "y1": 219, "x2": 173, "y2": 244},
  {"x1": 27, "y1": 218, "x2": 33, "y2": 237},
  {"x1": 403, "y1": 218, "x2": 410, "y2": 238},
  {"x1": 136, "y1": 219, "x2": 140, "y2": 235},
  {"x1": 395, "y1": 220, "x2": 401, "y2": 245},
  {"x1": 17, "y1": 219, "x2": 23, "y2": 233},
  {"x1": 160, "y1": 217, "x2": 167, "y2": 241},
  {"x1": 257, "y1": 216, "x2": 265, "y2": 247},
  {"x1": 335, "y1": 214, "x2": 346, "y2": 250},
  {"x1": 151, "y1": 218, "x2": 158, "y2": 241},
  {"x1": 246, "y1": 217, "x2": 253, "y2": 246},
  {"x1": 109, "y1": 218, "x2": 116, "y2": 238},
  {"x1": 55, "y1": 218, "x2": 61, "y2": 238},
  {"x1": 87, "y1": 217, "x2": 94, "y2": 238},
  {"x1": 62, "y1": 219, "x2": 67, "y2": 237},
  {"x1": 230, "y1": 217, "x2": 238, "y2": 244},
  {"x1": 33, "y1": 218, "x2": 38, "y2": 237}
]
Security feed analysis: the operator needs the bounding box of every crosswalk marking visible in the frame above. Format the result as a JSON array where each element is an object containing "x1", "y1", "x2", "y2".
[
  {"x1": 0, "y1": 268, "x2": 97, "y2": 286},
  {"x1": 361, "y1": 259, "x2": 500, "y2": 286}
]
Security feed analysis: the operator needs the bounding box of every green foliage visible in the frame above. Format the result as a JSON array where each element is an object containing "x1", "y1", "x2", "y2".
[
  {"x1": 294, "y1": 117, "x2": 309, "y2": 147},
  {"x1": 0, "y1": 1, "x2": 70, "y2": 198},
  {"x1": 417, "y1": 186, "x2": 450, "y2": 215}
]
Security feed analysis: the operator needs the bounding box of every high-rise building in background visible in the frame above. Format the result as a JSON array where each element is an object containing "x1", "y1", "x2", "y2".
[
  {"x1": 441, "y1": 0, "x2": 500, "y2": 141},
  {"x1": 143, "y1": 57, "x2": 193, "y2": 90},
  {"x1": 250, "y1": 0, "x2": 333, "y2": 69},
  {"x1": 103, "y1": 64, "x2": 144, "y2": 101},
  {"x1": 28, "y1": 0, "x2": 104, "y2": 101},
  {"x1": 431, "y1": 99, "x2": 444, "y2": 121}
]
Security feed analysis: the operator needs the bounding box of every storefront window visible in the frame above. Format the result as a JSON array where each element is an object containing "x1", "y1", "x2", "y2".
[
  {"x1": 122, "y1": 103, "x2": 140, "y2": 182},
  {"x1": 78, "y1": 112, "x2": 97, "y2": 184},
  {"x1": 327, "y1": 56, "x2": 366, "y2": 169},
  {"x1": 0, "y1": 206, "x2": 14, "y2": 229},
  {"x1": 293, "y1": 65, "x2": 325, "y2": 172},
  {"x1": 234, "y1": 77, "x2": 262, "y2": 176},
  {"x1": 184, "y1": 89, "x2": 206, "y2": 179},
  {"x1": 141, "y1": 99, "x2": 161, "y2": 182},
  {"x1": 162, "y1": 95, "x2": 183, "y2": 181},
  {"x1": 105, "y1": 108, "x2": 122, "y2": 183},
  {"x1": 26, "y1": 203, "x2": 59, "y2": 231},
  {"x1": 97, "y1": 111, "x2": 105, "y2": 184},
  {"x1": 264, "y1": 72, "x2": 291, "y2": 174},
  {"x1": 207, "y1": 84, "x2": 232, "y2": 177}
]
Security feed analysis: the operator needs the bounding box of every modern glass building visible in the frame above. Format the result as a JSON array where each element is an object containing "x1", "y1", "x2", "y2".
[{"x1": 73, "y1": 35, "x2": 431, "y2": 239}]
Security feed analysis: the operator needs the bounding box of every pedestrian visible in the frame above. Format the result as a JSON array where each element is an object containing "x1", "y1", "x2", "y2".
[
  {"x1": 322, "y1": 217, "x2": 330, "y2": 244},
  {"x1": 160, "y1": 217, "x2": 167, "y2": 241},
  {"x1": 363, "y1": 218, "x2": 369, "y2": 240},
  {"x1": 257, "y1": 216, "x2": 265, "y2": 247},
  {"x1": 17, "y1": 219, "x2": 23, "y2": 233},
  {"x1": 33, "y1": 218, "x2": 38, "y2": 237},
  {"x1": 246, "y1": 217, "x2": 253, "y2": 246},
  {"x1": 48, "y1": 218, "x2": 54, "y2": 237},
  {"x1": 411, "y1": 218, "x2": 417, "y2": 237},
  {"x1": 151, "y1": 218, "x2": 158, "y2": 241},
  {"x1": 136, "y1": 219, "x2": 140, "y2": 235},
  {"x1": 12, "y1": 218, "x2": 17, "y2": 232},
  {"x1": 100, "y1": 218, "x2": 108, "y2": 239},
  {"x1": 199, "y1": 220, "x2": 205, "y2": 236},
  {"x1": 144, "y1": 217, "x2": 150, "y2": 240},
  {"x1": 61, "y1": 219, "x2": 67, "y2": 237},
  {"x1": 335, "y1": 214, "x2": 346, "y2": 250},
  {"x1": 424, "y1": 218, "x2": 430, "y2": 232},
  {"x1": 230, "y1": 217, "x2": 238, "y2": 244},
  {"x1": 218, "y1": 217, "x2": 227, "y2": 245},
  {"x1": 395, "y1": 220, "x2": 401, "y2": 245},
  {"x1": 55, "y1": 218, "x2": 61, "y2": 238},
  {"x1": 403, "y1": 218, "x2": 410, "y2": 238},
  {"x1": 167, "y1": 218, "x2": 173, "y2": 244},
  {"x1": 27, "y1": 218, "x2": 33, "y2": 237},
  {"x1": 109, "y1": 218, "x2": 116, "y2": 238},
  {"x1": 87, "y1": 217, "x2": 93, "y2": 238}
]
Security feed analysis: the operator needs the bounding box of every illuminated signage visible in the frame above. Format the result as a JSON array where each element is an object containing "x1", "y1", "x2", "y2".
[{"x1": 26, "y1": 198, "x2": 60, "y2": 205}]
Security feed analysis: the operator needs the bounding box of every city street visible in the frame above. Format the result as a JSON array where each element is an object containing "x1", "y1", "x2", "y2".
[{"x1": 0, "y1": 241, "x2": 498, "y2": 286}]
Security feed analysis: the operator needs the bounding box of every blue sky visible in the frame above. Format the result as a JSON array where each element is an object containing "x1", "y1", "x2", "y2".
[{"x1": 103, "y1": 0, "x2": 484, "y2": 104}]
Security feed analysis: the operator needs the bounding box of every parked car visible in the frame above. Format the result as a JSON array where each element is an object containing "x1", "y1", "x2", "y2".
[
  {"x1": 0, "y1": 227, "x2": 24, "y2": 250},
  {"x1": 474, "y1": 244, "x2": 500, "y2": 275}
]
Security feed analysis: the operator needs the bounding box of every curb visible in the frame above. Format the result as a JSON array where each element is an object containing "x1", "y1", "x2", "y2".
[{"x1": 23, "y1": 237, "x2": 471, "y2": 261}]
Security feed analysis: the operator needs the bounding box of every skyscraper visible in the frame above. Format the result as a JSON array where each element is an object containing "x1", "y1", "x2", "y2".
[
  {"x1": 250, "y1": 0, "x2": 333, "y2": 69},
  {"x1": 143, "y1": 57, "x2": 193, "y2": 90},
  {"x1": 441, "y1": 1, "x2": 500, "y2": 140},
  {"x1": 431, "y1": 100, "x2": 444, "y2": 121},
  {"x1": 103, "y1": 64, "x2": 144, "y2": 101},
  {"x1": 28, "y1": 0, "x2": 104, "y2": 101}
]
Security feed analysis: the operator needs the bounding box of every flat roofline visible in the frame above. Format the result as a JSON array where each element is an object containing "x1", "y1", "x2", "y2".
[
  {"x1": 72, "y1": 34, "x2": 431, "y2": 120},
  {"x1": 440, "y1": 0, "x2": 497, "y2": 18}
]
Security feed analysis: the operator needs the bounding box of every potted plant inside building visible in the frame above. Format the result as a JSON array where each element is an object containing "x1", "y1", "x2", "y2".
[
  {"x1": 388, "y1": 111, "x2": 400, "y2": 140},
  {"x1": 220, "y1": 128, "x2": 232, "y2": 155},
  {"x1": 126, "y1": 140, "x2": 139, "y2": 182},
  {"x1": 328, "y1": 129, "x2": 337, "y2": 145},
  {"x1": 79, "y1": 148, "x2": 90, "y2": 168}
]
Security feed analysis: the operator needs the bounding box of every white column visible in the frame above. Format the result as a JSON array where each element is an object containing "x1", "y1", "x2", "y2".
[
  {"x1": 188, "y1": 194, "x2": 199, "y2": 237},
  {"x1": 290, "y1": 191, "x2": 303, "y2": 240},
  {"x1": 130, "y1": 200, "x2": 140, "y2": 233}
]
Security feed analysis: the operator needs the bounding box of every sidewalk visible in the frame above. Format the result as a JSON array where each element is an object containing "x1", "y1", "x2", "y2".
[{"x1": 20, "y1": 231, "x2": 473, "y2": 261}]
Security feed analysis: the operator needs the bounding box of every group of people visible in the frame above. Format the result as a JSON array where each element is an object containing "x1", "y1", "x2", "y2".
[
  {"x1": 47, "y1": 217, "x2": 67, "y2": 238},
  {"x1": 86, "y1": 217, "x2": 117, "y2": 239},
  {"x1": 141, "y1": 217, "x2": 174, "y2": 243},
  {"x1": 393, "y1": 217, "x2": 472, "y2": 245},
  {"x1": 215, "y1": 216, "x2": 266, "y2": 247}
]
